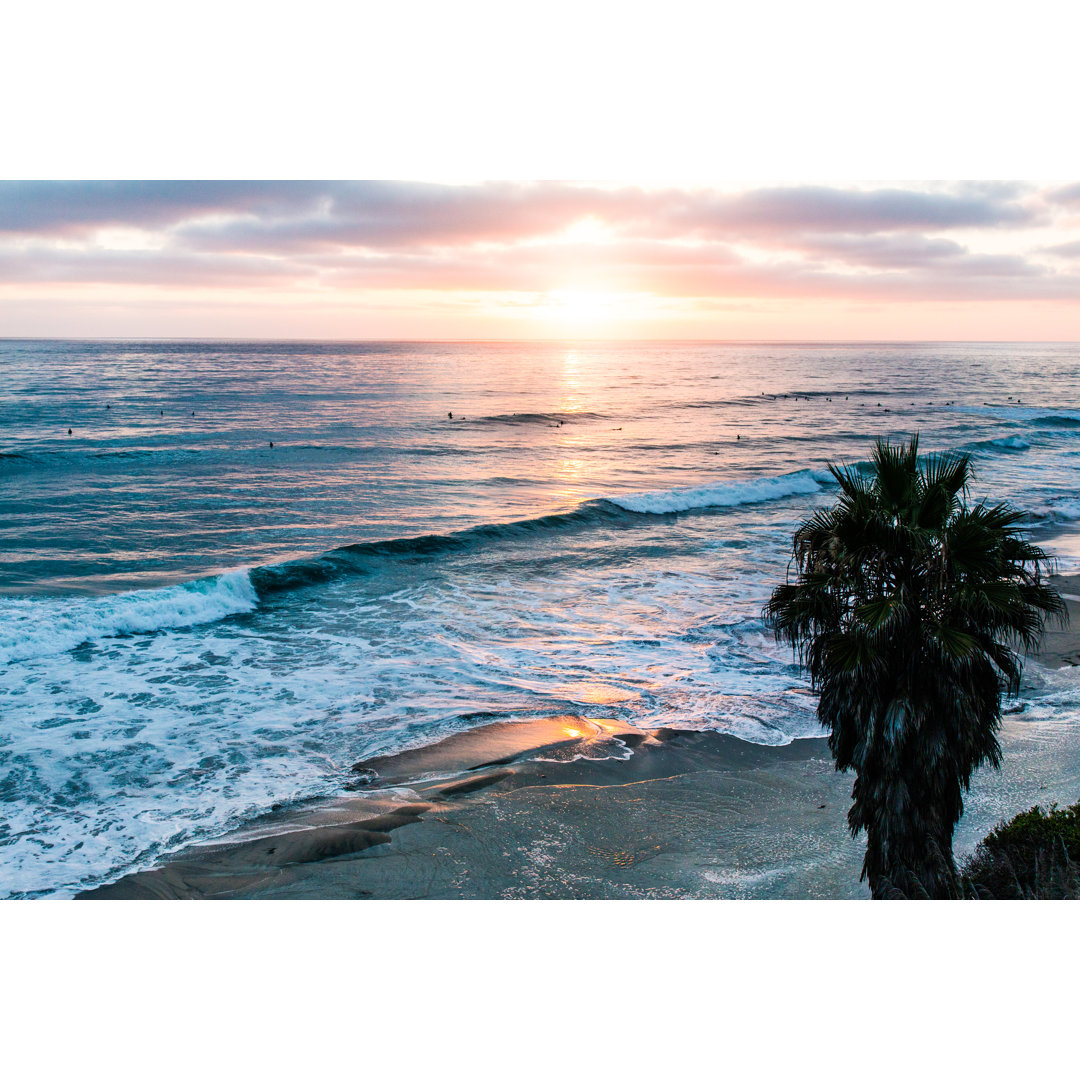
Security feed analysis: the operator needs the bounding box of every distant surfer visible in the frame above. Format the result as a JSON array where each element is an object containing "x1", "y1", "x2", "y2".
[
  {"x1": 448, "y1": 412, "x2": 453, "y2": 419},
  {"x1": 270, "y1": 441, "x2": 274, "y2": 448},
  {"x1": 67, "y1": 428, "x2": 72, "y2": 435}
]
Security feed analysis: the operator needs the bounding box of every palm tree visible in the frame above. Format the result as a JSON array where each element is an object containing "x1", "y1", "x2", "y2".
[{"x1": 765, "y1": 435, "x2": 1065, "y2": 899}]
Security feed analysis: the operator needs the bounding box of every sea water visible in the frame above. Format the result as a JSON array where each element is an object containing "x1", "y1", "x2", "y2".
[{"x1": 2, "y1": 339, "x2": 1080, "y2": 897}]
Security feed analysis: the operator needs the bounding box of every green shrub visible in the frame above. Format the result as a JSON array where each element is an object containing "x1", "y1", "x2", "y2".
[{"x1": 961, "y1": 801, "x2": 1080, "y2": 899}]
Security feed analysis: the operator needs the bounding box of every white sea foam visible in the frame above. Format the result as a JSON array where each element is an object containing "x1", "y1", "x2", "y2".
[
  {"x1": 0, "y1": 546, "x2": 815, "y2": 897},
  {"x1": 986, "y1": 435, "x2": 1031, "y2": 451},
  {"x1": 1050, "y1": 499, "x2": 1080, "y2": 520},
  {"x1": 608, "y1": 471, "x2": 824, "y2": 514},
  {"x1": 0, "y1": 570, "x2": 258, "y2": 664}
]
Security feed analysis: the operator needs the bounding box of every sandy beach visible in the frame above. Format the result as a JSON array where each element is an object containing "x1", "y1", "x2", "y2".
[
  {"x1": 79, "y1": 576, "x2": 1080, "y2": 900},
  {"x1": 1036, "y1": 573, "x2": 1080, "y2": 668},
  {"x1": 81, "y1": 719, "x2": 868, "y2": 899}
]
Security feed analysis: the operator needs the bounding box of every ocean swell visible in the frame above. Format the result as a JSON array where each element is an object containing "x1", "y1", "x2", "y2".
[
  {"x1": 973, "y1": 435, "x2": 1032, "y2": 453},
  {"x1": 248, "y1": 501, "x2": 633, "y2": 595},
  {"x1": 607, "y1": 470, "x2": 825, "y2": 514},
  {"x1": 461, "y1": 411, "x2": 608, "y2": 426},
  {"x1": 0, "y1": 570, "x2": 258, "y2": 664},
  {"x1": 956, "y1": 405, "x2": 1080, "y2": 428},
  {"x1": 3, "y1": 466, "x2": 835, "y2": 662},
  {"x1": 251, "y1": 469, "x2": 830, "y2": 593}
]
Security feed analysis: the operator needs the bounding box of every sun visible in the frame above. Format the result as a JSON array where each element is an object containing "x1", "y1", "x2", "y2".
[
  {"x1": 544, "y1": 288, "x2": 629, "y2": 327},
  {"x1": 489, "y1": 286, "x2": 665, "y2": 336}
]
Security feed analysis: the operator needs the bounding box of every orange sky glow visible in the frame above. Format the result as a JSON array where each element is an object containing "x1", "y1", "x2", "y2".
[{"x1": 1, "y1": 181, "x2": 1079, "y2": 340}]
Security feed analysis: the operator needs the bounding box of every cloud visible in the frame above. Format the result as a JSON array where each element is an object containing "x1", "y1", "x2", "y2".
[
  {"x1": 656, "y1": 185, "x2": 1038, "y2": 238},
  {"x1": 0, "y1": 245, "x2": 312, "y2": 287},
  {"x1": 0, "y1": 180, "x2": 1042, "y2": 249},
  {"x1": 7, "y1": 235, "x2": 1071, "y2": 305},
  {"x1": 1045, "y1": 240, "x2": 1080, "y2": 258},
  {"x1": 781, "y1": 233, "x2": 968, "y2": 268},
  {"x1": 174, "y1": 182, "x2": 631, "y2": 252},
  {"x1": 0, "y1": 181, "x2": 328, "y2": 236},
  {"x1": 0, "y1": 181, "x2": 1077, "y2": 308},
  {"x1": 174, "y1": 182, "x2": 1042, "y2": 253},
  {"x1": 1047, "y1": 182, "x2": 1080, "y2": 207}
]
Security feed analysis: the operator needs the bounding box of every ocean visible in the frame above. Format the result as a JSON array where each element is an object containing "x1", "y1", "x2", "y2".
[{"x1": 2, "y1": 339, "x2": 1080, "y2": 898}]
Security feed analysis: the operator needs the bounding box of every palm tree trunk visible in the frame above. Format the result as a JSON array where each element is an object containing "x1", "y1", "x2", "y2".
[{"x1": 866, "y1": 829, "x2": 960, "y2": 899}]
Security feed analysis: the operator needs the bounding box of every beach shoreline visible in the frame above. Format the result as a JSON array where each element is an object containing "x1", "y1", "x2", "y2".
[
  {"x1": 80, "y1": 573, "x2": 1080, "y2": 900},
  {"x1": 81, "y1": 719, "x2": 868, "y2": 899}
]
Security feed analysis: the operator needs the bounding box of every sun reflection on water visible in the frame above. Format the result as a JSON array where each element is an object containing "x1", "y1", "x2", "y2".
[{"x1": 549, "y1": 350, "x2": 594, "y2": 503}]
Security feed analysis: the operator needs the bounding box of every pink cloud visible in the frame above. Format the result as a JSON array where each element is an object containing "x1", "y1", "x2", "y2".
[{"x1": 0, "y1": 181, "x2": 1078, "y2": 311}]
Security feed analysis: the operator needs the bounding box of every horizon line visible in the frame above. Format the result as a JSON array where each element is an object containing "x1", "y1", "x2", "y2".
[{"x1": 3, "y1": 336, "x2": 1079, "y2": 346}]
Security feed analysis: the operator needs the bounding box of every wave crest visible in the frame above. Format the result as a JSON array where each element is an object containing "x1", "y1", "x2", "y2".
[
  {"x1": 461, "y1": 411, "x2": 607, "y2": 426},
  {"x1": 0, "y1": 571, "x2": 258, "y2": 664},
  {"x1": 607, "y1": 471, "x2": 825, "y2": 514},
  {"x1": 2, "y1": 466, "x2": 835, "y2": 661},
  {"x1": 973, "y1": 435, "x2": 1032, "y2": 453}
]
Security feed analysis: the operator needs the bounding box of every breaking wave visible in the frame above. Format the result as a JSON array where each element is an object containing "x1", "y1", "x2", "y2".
[
  {"x1": 0, "y1": 570, "x2": 258, "y2": 664},
  {"x1": 2, "y1": 466, "x2": 833, "y2": 662},
  {"x1": 973, "y1": 435, "x2": 1032, "y2": 453},
  {"x1": 608, "y1": 470, "x2": 826, "y2": 514}
]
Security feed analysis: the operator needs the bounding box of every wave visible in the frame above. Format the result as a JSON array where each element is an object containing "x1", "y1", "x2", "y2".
[
  {"x1": 956, "y1": 405, "x2": 1080, "y2": 428},
  {"x1": 972, "y1": 435, "x2": 1032, "y2": 453},
  {"x1": 459, "y1": 411, "x2": 607, "y2": 426},
  {"x1": 2, "y1": 466, "x2": 831, "y2": 661},
  {"x1": 680, "y1": 389, "x2": 870, "y2": 407},
  {"x1": 249, "y1": 501, "x2": 633, "y2": 594},
  {"x1": 0, "y1": 441, "x2": 482, "y2": 471},
  {"x1": 1041, "y1": 498, "x2": 1080, "y2": 523},
  {"x1": 608, "y1": 470, "x2": 826, "y2": 514},
  {"x1": 255, "y1": 469, "x2": 830, "y2": 590},
  {"x1": 0, "y1": 570, "x2": 258, "y2": 664}
]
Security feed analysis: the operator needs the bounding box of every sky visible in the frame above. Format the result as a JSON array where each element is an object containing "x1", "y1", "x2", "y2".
[
  {"x1": 3, "y1": 1, "x2": 1080, "y2": 340},
  {"x1": 1, "y1": 180, "x2": 1079, "y2": 339}
]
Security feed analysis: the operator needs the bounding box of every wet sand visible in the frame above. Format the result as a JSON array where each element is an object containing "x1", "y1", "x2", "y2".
[
  {"x1": 1037, "y1": 574, "x2": 1080, "y2": 667},
  {"x1": 81, "y1": 719, "x2": 868, "y2": 899},
  {"x1": 79, "y1": 580, "x2": 1080, "y2": 901}
]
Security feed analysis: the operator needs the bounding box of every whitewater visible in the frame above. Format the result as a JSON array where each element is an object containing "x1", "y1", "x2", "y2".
[{"x1": 3, "y1": 339, "x2": 1080, "y2": 897}]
